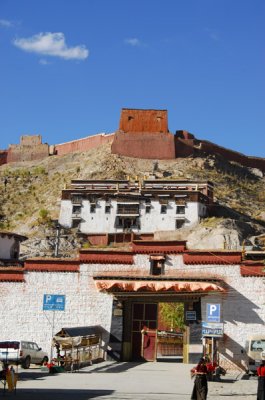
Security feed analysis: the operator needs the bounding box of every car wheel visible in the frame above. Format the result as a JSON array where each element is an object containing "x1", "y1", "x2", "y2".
[
  {"x1": 22, "y1": 356, "x2": 31, "y2": 369},
  {"x1": 42, "y1": 356, "x2": 49, "y2": 365}
]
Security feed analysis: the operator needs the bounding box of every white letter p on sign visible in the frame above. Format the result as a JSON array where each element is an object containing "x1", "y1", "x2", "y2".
[{"x1": 210, "y1": 304, "x2": 217, "y2": 315}]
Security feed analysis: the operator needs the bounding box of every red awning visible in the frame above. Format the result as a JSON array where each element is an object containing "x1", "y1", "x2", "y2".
[
  {"x1": 0, "y1": 273, "x2": 24, "y2": 282},
  {"x1": 94, "y1": 280, "x2": 224, "y2": 293}
]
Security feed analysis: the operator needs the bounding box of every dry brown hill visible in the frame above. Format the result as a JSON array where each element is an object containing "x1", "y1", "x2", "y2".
[{"x1": 0, "y1": 142, "x2": 265, "y2": 257}]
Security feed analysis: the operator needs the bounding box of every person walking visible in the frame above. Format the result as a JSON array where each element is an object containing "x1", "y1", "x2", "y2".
[
  {"x1": 257, "y1": 357, "x2": 265, "y2": 400},
  {"x1": 191, "y1": 357, "x2": 208, "y2": 400}
]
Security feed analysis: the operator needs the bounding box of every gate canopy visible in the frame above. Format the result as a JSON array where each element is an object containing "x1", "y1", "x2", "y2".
[{"x1": 94, "y1": 279, "x2": 224, "y2": 293}]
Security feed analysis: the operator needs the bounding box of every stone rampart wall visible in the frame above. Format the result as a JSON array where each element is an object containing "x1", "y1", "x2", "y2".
[
  {"x1": 7, "y1": 143, "x2": 49, "y2": 163},
  {"x1": 0, "y1": 151, "x2": 8, "y2": 166},
  {"x1": 119, "y1": 109, "x2": 168, "y2": 133},
  {"x1": 111, "y1": 131, "x2": 175, "y2": 159},
  {"x1": 54, "y1": 133, "x2": 114, "y2": 156},
  {"x1": 1, "y1": 129, "x2": 264, "y2": 173},
  {"x1": 200, "y1": 140, "x2": 265, "y2": 172}
]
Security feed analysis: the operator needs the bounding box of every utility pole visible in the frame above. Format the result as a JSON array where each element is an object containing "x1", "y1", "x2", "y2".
[{"x1": 54, "y1": 224, "x2": 61, "y2": 257}]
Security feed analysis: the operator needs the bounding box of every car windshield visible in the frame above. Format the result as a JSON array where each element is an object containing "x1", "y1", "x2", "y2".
[{"x1": 250, "y1": 340, "x2": 265, "y2": 351}]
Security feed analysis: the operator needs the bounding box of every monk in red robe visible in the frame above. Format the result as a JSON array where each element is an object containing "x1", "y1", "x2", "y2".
[
  {"x1": 191, "y1": 357, "x2": 208, "y2": 400},
  {"x1": 257, "y1": 359, "x2": 265, "y2": 400}
]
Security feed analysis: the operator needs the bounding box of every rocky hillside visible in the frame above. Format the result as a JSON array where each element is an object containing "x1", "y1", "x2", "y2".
[{"x1": 0, "y1": 142, "x2": 265, "y2": 257}]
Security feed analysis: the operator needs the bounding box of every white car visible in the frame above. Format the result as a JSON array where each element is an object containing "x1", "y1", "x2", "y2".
[{"x1": 0, "y1": 340, "x2": 48, "y2": 369}]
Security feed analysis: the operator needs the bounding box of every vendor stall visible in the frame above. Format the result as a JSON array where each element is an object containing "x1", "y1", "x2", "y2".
[{"x1": 52, "y1": 325, "x2": 103, "y2": 371}]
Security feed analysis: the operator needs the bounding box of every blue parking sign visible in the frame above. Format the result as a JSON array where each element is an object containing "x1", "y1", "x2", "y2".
[
  {"x1": 206, "y1": 303, "x2": 220, "y2": 322},
  {"x1": 43, "y1": 294, "x2": 65, "y2": 311}
]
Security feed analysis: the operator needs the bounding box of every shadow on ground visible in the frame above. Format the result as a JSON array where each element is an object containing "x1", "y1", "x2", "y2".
[
  {"x1": 79, "y1": 361, "x2": 146, "y2": 374},
  {"x1": 1, "y1": 388, "x2": 114, "y2": 399}
]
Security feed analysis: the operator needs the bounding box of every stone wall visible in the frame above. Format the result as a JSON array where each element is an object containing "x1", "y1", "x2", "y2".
[
  {"x1": 0, "y1": 151, "x2": 7, "y2": 166},
  {"x1": 20, "y1": 135, "x2": 42, "y2": 146},
  {"x1": 111, "y1": 130, "x2": 175, "y2": 159},
  {"x1": 54, "y1": 133, "x2": 114, "y2": 156},
  {"x1": 1, "y1": 109, "x2": 264, "y2": 168},
  {"x1": 174, "y1": 137, "x2": 195, "y2": 157},
  {"x1": 119, "y1": 109, "x2": 168, "y2": 133},
  {"x1": 0, "y1": 133, "x2": 114, "y2": 165},
  {"x1": 199, "y1": 140, "x2": 265, "y2": 172},
  {"x1": 112, "y1": 109, "x2": 175, "y2": 159},
  {"x1": 0, "y1": 252, "x2": 264, "y2": 370},
  {"x1": 7, "y1": 135, "x2": 49, "y2": 163}
]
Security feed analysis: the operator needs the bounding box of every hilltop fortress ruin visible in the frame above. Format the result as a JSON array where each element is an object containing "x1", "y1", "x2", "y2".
[{"x1": 1, "y1": 108, "x2": 265, "y2": 172}]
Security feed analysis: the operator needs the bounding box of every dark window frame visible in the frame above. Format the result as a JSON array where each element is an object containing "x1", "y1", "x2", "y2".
[
  {"x1": 90, "y1": 204, "x2": 96, "y2": 213},
  {"x1": 150, "y1": 259, "x2": 165, "y2": 276},
  {"x1": 176, "y1": 205, "x2": 185, "y2": 214},
  {"x1": 105, "y1": 205, "x2": 111, "y2": 214},
  {"x1": 161, "y1": 204, "x2": 167, "y2": 214},
  {"x1": 176, "y1": 219, "x2": 185, "y2": 229}
]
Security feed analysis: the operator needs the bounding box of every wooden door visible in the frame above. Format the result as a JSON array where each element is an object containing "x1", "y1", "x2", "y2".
[{"x1": 131, "y1": 303, "x2": 157, "y2": 361}]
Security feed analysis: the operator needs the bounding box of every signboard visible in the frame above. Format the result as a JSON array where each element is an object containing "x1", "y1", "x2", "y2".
[
  {"x1": 202, "y1": 322, "x2": 223, "y2": 337},
  {"x1": 186, "y1": 310, "x2": 196, "y2": 321},
  {"x1": 206, "y1": 303, "x2": 220, "y2": 322},
  {"x1": 43, "y1": 294, "x2": 65, "y2": 311}
]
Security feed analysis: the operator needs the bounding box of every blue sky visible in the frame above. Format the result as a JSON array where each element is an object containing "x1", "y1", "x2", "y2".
[{"x1": 1, "y1": 0, "x2": 264, "y2": 157}]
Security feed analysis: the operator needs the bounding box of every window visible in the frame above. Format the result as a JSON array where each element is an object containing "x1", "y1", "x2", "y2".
[
  {"x1": 73, "y1": 205, "x2": 81, "y2": 214},
  {"x1": 115, "y1": 217, "x2": 140, "y2": 230},
  {"x1": 150, "y1": 258, "x2": 165, "y2": 276},
  {"x1": 117, "y1": 204, "x2": 139, "y2": 215},
  {"x1": 10, "y1": 242, "x2": 19, "y2": 259},
  {"x1": 176, "y1": 219, "x2": 185, "y2": 229},
  {"x1": 146, "y1": 205, "x2": 151, "y2": 214},
  {"x1": 90, "y1": 204, "x2": 96, "y2": 213},
  {"x1": 71, "y1": 195, "x2": 82, "y2": 204},
  {"x1": 161, "y1": 205, "x2": 167, "y2": 214},
  {"x1": 250, "y1": 340, "x2": 265, "y2": 351},
  {"x1": 72, "y1": 219, "x2": 80, "y2": 229},
  {"x1": 176, "y1": 205, "x2": 185, "y2": 214},
  {"x1": 105, "y1": 205, "x2": 111, "y2": 214}
]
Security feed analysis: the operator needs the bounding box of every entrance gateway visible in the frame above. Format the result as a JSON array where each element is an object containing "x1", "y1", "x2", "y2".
[
  {"x1": 107, "y1": 293, "x2": 204, "y2": 363},
  {"x1": 94, "y1": 277, "x2": 224, "y2": 364},
  {"x1": 124, "y1": 297, "x2": 201, "y2": 363}
]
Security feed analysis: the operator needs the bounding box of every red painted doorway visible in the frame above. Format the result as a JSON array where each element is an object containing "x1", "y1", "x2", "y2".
[{"x1": 131, "y1": 303, "x2": 157, "y2": 361}]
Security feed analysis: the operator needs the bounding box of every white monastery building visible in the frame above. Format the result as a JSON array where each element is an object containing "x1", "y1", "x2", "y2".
[{"x1": 59, "y1": 179, "x2": 213, "y2": 234}]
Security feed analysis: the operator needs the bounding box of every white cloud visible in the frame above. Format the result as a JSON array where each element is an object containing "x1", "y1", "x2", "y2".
[
  {"x1": 0, "y1": 19, "x2": 13, "y2": 28},
  {"x1": 124, "y1": 38, "x2": 141, "y2": 47},
  {"x1": 13, "y1": 32, "x2": 89, "y2": 60}
]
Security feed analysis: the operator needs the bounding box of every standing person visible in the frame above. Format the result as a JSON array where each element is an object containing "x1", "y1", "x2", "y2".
[
  {"x1": 257, "y1": 358, "x2": 265, "y2": 400},
  {"x1": 191, "y1": 357, "x2": 208, "y2": 400}
]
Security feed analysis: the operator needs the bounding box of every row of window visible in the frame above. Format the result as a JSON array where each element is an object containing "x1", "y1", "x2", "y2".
[
  {"x1": 73, "y1": 205, "x2": 186, "y2": 214},
  {"x1": 72, "y1": 217, "x2": 185, "y2": 230}
]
